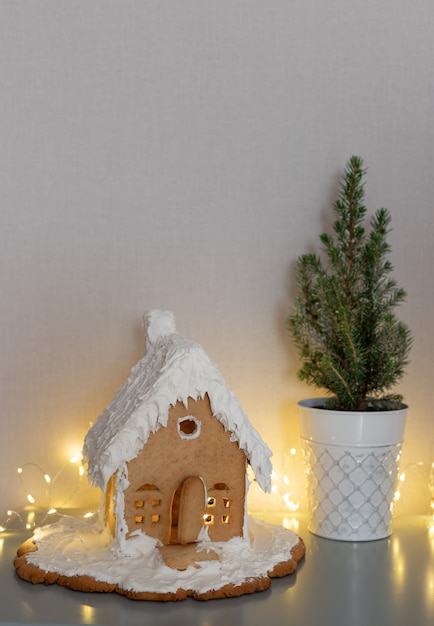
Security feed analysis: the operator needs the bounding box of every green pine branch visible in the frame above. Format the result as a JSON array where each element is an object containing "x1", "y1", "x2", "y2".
[{"x1": 287, "y1": 156, "x2": 412, "y2": 411}]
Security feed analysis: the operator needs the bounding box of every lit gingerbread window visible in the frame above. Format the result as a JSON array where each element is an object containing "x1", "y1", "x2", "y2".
[
  {"x1": 207, "y1": 497, "x2": 216, "y2": 507},
  {"x1": 212, "y1": 482, "x2": 229, "y2": 490},
  {"x1": 222, "y1": 515, "x2": 231, "y2": 524},
  {"x1": 223, "y1": 498, "x2": 231, "y2": 508},
  {"x1": 203, "y1": 514, "x2": 214, "y2": 525},
  {"x1": 137, "y1": 483, "x2": 159, "y2": 492},
  {"x1": 177, "y1": 416, "x2": 202, "y2": 440}
]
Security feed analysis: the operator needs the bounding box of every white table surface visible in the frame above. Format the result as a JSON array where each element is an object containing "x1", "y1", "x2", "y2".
[{"x1": 1, "y1": 513, "x2": 433, "y2": 626}]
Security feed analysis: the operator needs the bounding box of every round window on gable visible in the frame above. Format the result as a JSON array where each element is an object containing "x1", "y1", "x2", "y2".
[{"x1": 177, "y1": 415, "x2": 202, "y2": 440}]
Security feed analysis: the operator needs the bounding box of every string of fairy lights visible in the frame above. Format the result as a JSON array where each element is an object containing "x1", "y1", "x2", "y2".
[
  {"x1": 394, "y1": 460, "x2": 434, "y2": 516},
  {"x1": 0, "y1": 455, "x2": 93, "y2": 533},
  {"x1": 1, "y1": 450, "x2": 433, "y2": 534}
]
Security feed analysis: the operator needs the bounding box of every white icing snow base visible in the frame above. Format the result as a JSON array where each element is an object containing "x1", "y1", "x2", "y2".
[{"x1": 25, "y1": 514, "x2": 300, "y2": 597}]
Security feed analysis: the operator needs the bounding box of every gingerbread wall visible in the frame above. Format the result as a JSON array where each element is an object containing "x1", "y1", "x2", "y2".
[{"x1": 118, "y1": 395, "x2": 247, "y2": 545}]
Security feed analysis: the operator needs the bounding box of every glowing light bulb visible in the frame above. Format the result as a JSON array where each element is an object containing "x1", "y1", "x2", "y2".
[
  {"x1": 26, "y1": 494, "x2": 35, "y2": 504},
  {"x1": 70, "y1": 456, "x2": 79, "y2": 464},
  {"x1": 47, "y1": 508, "x2": 57, "y2": 515},
  {"x1": 17, "y1": 467, "x2": 23, "y2": 474},
  {"x1": 283, "y1": 517, "x2": 299, "y2": 532},
  {"x1": 0, "y1": 526, "x2": 5, "y2": 533},
  {"x1": 79, "y1": 466, "x2": 85, "y2": 477},
  {"x1": 44, "y1": 474, "x2": 51, "y2": 484},
  {"x1": 283, "y1": 492, "x2": 300, "y2": 511}
]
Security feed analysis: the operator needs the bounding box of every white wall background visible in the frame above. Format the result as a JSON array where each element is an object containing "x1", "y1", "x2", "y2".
[{"x1": 1, "y1": 1, "x2": 433, "y2": 517}]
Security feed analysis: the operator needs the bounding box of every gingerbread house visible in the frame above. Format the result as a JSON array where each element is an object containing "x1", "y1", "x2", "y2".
[{"x1": 83, "y1": 310, "x2": 273, "y2": 551}]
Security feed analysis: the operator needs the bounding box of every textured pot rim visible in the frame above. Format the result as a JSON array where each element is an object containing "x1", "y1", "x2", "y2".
[{"x1": 298, "y1": 397, "x2": 408, "y2": 446}]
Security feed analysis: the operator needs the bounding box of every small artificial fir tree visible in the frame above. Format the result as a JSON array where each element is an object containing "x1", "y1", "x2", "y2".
[{"x1": 287, "y1": 156, "x2": 412, "y2": 412}]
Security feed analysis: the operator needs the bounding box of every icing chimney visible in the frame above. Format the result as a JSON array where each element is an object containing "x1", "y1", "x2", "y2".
[{"x1": 144, "y1": 310, "x2": 176, "y2": 351}]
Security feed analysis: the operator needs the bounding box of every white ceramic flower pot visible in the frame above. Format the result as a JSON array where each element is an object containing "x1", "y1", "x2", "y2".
[{"x1": 298, "y1": 398, "x2": 408, "y2": 541}]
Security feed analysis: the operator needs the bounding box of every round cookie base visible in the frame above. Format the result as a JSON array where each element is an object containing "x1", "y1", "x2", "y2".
[{"x1": 14, "y1": 516, "x2": 305, "y2": 602}]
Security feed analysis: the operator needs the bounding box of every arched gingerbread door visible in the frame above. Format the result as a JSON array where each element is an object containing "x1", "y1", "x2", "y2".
[{"x1": 176, "y1": 476, "x2": 206, "y2": 544}]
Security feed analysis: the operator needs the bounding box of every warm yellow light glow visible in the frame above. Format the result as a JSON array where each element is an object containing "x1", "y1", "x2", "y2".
[
  {"x1": 392, "y1": 536, "x2": 401, "y2": 556},
  {"x1": 270, "y1": 469, "x2": 279, "y2": 494},
  {"x1": 399, "y1": 472, "x2": 406, "y2": 482},
  {"x1": 289, "y1": 448, "x2": 297, "y2": 456},
  {"x1": 2, "y1": 441, "x2": 94, "y2": 532},
  {"x1": 428, "y1": 522, "x2": 434, "y2": 552},
  {"x1": 80, "y1": 604, "x2": 96, "y2": 625},
  {"x1": 394, "y1": 560, "x2": 406, "y2": 585},
  {"x1": 283, "y1": 492, "x2": 300, "y2": 511},
  {"x1": 83, "y1": 512, "x2": 94, "y2": 519},
  {"x1": 394, "y1": 490, "x2": 401, "y2": 501},
  {"x1": 0, "y1": 526, "x2": 5, "y2": 533},
  {"x1": 426, "y1": 572, "x2": 434, "y2": 608},
  {"x1": 282, "y1": 517, "x2": 300, "y2": 533},
  {"x1": 391, "y1": 536, "x2": 406, "y2": 587}
]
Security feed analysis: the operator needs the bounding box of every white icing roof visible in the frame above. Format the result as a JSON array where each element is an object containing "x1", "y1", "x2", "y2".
[{"x1": 83, "y1": 311, "x2": 272, "y2": 493}]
